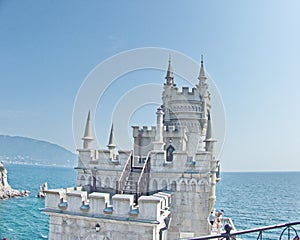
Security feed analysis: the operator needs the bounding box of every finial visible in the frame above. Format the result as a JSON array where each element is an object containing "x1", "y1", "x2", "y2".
[
  {"x1": 165, "y1": 55, "x2": 174, "y2": 85},
  {"x1": 198, "y1": 54, "x2": 207, "y2": 81},
  {"x1": 107, "y1": 123, "x2": 116, "y2": 148},
  {"x1": 83, "y1": 110, "x2": 92, "y2": 138},
  {"x1": 82, "y1": 110, "x2": 93, "y2": 149}
]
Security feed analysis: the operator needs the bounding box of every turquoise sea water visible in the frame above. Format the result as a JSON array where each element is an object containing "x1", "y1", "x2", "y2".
[
  {"x1": 215, "y1": 172, "x2": 300, "y2": 239},
  {"x1": 0, "y1": 164, "x2": 76, "y2": 240},
  {"x1": 0, "y1": 164, "x2": 299, "y2": 239}
]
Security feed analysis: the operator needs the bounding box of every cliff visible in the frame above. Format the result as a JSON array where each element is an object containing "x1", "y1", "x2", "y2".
[{"x1": 0, "y1": 162, "x2": 30, "y2": 199}]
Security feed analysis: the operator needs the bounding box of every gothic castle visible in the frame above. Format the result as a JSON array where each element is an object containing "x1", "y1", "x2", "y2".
[{"x1": 43, "y1": 57, "x2": 220, "y2": 239}]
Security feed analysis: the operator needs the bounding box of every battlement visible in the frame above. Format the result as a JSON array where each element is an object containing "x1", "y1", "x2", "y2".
[
  {"x1": 165, "y1": 86, "x2": 203, "y2": 101},
  {"x1": 44, "y1": 188, "x2": 171, "y2": 222},
  {"x1": 77, "y1": 148, "x2": 131, "y2": 169},
  {"x1": 179, "y1": 87, "x2": 197, "y2": 95},
  {"x1": 132, "y1": 125, "x2": 182, "y2": 138}
]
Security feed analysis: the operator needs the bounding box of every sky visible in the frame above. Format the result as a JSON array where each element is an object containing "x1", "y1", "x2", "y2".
[{"x1": 0, "y1": 0, "x2": 300, "y2": 171}]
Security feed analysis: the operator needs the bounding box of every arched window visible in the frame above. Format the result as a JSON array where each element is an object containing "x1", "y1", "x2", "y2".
[
  {"x1": 152, "y1": 179, "x2": 158, "y2": 192},
  {"x1": 181, "y1": 181, "x2": 187, "y2": 192},
  {"x1": 161, "y1": 180, "x2": 168, "y2": 191},
  {"x1": 105, "y1": 177, "x2": 110, "y2": 188},
  {"x1": 166, "y1": 145, "x2": 175, "y2": 162},
  {"x1": 171, "y1": 181, "x2": 177, "y2": 191},
  {"x1": 97, "y1": 177, "x2": 101, "y2": 188},
  {"x1": 191, "y1": 181, "x2": 196, "y2": 192}
]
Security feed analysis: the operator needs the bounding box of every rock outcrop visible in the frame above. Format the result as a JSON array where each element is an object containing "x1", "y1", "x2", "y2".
[
  {"x1": 0, "y1": 163, "x2": 30, "y2": 200},
  {"x1": 37, "y1": 182, "x2": 48, "y2": 198}
]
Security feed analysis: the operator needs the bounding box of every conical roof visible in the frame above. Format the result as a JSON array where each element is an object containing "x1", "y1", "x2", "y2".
[
  {"x1": 107, "y1": 124, "x2": 116, "y2": 148},
  {"x1": 165, "y1": 56, "x2": 174, "y2": 85},
  {"x1": 82, "y1": 111, "x2": 93, "y2": 140},
  {"x1": 198, "y1": 55, "x2": 207, "y2": 81}
]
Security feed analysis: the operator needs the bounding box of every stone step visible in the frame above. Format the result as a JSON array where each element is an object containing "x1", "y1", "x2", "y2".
[{"x1": 124, "y1": 185, "x2": 137, "y2": 190}]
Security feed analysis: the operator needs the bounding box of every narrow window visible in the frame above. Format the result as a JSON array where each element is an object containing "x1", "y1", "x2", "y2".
[{"x1": 166, "y1": 145, "x2": 175, "y2": 162}]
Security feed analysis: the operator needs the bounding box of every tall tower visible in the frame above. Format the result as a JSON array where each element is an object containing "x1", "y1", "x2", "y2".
[
  {"x1": 147, "y1": 57, "x2": 218, "y2": 238},
  {"x1": 161, "y1": 56, "x2": 210, "y2": 156}
]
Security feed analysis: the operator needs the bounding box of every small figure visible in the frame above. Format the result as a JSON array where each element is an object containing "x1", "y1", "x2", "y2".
[
  {"x1": 293, "y1": 236, "x2": 299, "y2": 240},
  {"x1": 209, "y1": 211, "x2": 215, "y2": 225},
  {"x1": 217, "y1": 209, "x2": 224, "y2": 219},
  {"x1": 216, "y1": 218, "x2": 222, "y2": 233}
]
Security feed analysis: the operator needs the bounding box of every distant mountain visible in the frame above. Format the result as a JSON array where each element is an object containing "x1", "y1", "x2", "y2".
[{"x1": 0, "y1": 135, "x2": 77, "y2": 167}]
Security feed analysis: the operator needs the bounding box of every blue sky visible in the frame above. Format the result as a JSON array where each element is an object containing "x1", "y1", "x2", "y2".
[{"x1": 1, "y1": 0, "x2": 300, "y2": 171}]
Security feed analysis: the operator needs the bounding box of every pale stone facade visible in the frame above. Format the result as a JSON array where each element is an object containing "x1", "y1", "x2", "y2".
[
  {"x1": 43, "y1": 57, "x2": 220, "y2": 239},
  {"x1": 44, "y1": 188, "x2": 171, "y2": 240}
]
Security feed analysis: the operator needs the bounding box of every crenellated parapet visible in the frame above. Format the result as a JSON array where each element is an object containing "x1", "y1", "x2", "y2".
[
  {"x1": 132, "y1": 125, "x2": 185, "y2": 139},
  {"x1": 77, "y1": 149, "x2": 131, "y2": 169},
  {"x1": 150, "y1": 150, "x2": 212, "y2": 173},
  {"x1": 43, "y1": 188, "x2": 171, "y2": 223},
  {"x1": 132, "y1": 126, "x2": 157, "y2": 139},
  {"x1": 164, "y1": 85, "x2": 201, "y2": 98}
]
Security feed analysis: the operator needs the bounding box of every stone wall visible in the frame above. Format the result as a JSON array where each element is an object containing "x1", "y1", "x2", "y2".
[{"x1": 43, "y1": 189, "x2": 171, "y2": 240}]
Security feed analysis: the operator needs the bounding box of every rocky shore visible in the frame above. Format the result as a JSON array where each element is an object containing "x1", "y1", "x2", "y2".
[{"x1": 0, "y1": 162, "x2": 30, "y2": 200}]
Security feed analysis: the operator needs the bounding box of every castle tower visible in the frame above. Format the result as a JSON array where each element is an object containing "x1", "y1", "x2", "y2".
[
  {"x1": 161, "y1": 57, "x2": 211, "y2": 156},
  {"x1": 146, "y1": 58, "x2": 218, "y2": 238},
  {"x1": 82, "y1": 111, "x2": 93, "y2": 149},
  {"x1": 107, "y1": 124, "x2": 116, "y2": 159}
]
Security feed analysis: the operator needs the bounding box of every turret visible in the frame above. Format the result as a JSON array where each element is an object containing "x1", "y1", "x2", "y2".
[
  {"x1": 204, "y1": 111, "x2": 218, "y2": 213},
  {"x1": 164, "y1": 56, "x2": 175, "y2": 86},
  {"x1": 153, "y1": 108, "x2": 165, "y2": 151},
  {"x1": 107, "y1": 124, "x2": 116, "y2": 159},
  {"x1": 204, "y1": 111, "x2": 216, "y2": 153},
  {"x1": 197, "y1": 55, "x2": 209, "y2": 98},
  {"x1": 82, "y1": 111, "x2": 93, "y2": 149}
]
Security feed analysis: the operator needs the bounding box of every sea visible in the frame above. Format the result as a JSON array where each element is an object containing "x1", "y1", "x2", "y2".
[{"x1": 0, "y1": 164, "x2": 300, "y2": 240}]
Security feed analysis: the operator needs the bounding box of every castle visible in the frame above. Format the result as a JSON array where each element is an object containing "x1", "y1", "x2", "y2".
[{"x1": 43, "y1": 57, "x2": 221, "y2": 239}]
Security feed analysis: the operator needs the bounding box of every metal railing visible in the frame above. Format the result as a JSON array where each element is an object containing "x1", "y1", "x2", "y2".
[
  {"x1": 136, "y1": 152, "x2": 151, "y2": 201},
  {"x1": 116, "y1": 150, "x2": 133, "y2": 194},
  {"x1": 189, "y1": 222, "x2": 300, "y2": 240}
]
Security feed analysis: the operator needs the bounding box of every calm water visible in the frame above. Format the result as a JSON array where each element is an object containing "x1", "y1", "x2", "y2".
[
  {"x1": 0, "y1": 164, "x2": 76, "y2": 240},
  {"x1": 0, "y1": 164, "x2": 299, "y2": 239},
  {"x1": 215, "y1": 172, "x2": 300, "y2": 239}
]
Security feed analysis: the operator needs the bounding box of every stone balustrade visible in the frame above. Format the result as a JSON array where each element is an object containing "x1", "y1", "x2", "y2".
[{"x1": 44, "y1": 188, "x2": 171, "y2": 222}]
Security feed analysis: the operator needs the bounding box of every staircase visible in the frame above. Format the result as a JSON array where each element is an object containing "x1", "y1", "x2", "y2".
[
  {"x1": 116, "y1": 152, "x2": 151, "y2": 203},
  {"x1": 123, "y1": 166, "x2": 142, "y2": 194}
]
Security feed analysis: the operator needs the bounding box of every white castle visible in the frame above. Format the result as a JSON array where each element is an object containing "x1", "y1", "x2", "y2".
[{"x1": 43, "y1": 57, "x2": 221, "y2": 239}]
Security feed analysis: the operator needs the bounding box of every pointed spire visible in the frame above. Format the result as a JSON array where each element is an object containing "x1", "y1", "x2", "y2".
[
  {"x1": 204, "y1": 111, "x2": 216, "y2": 152},
  {"x1": 198, "y1": 55, "x2": 207, "y2": 81},
  {"x1": 107, "y1": 124, "x2": 116, "y2": 160},
  {"x1": 82, "y1": 110, "x2": 93, "y2": 149},
  {"x1": 107, "y1": 124, "x2": 116, "y2": 148},
  {"x1": 165, "y1": 55, "x2": 174, "y2": 85}
]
